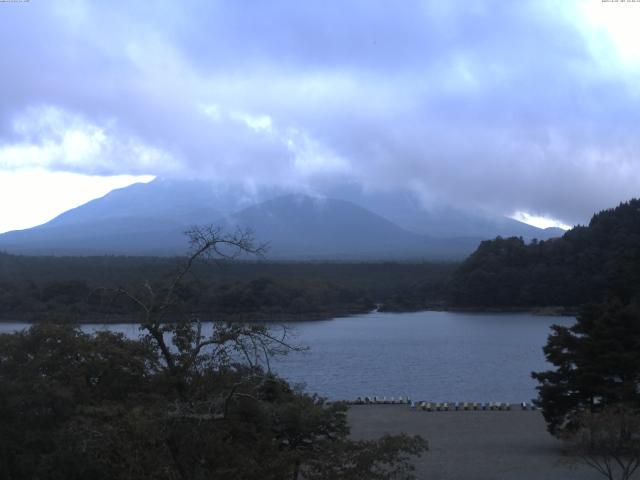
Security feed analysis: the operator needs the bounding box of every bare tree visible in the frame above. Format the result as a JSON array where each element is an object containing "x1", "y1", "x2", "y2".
[
  {"x1": 565, "y1": 405, "x2": 640, "y2": 480},
  {"x1": 109, "y1": 225, "x2": 298, "y2": 383}
]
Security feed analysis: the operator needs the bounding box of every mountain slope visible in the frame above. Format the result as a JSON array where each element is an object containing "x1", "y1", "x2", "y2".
[
  {"x1": 40, "y1": 178, "x2": 263, "y2": 228},
  {"x1": 0, "y1": 179, "x2": 229, "y2": 255},
  {"x1": 320, "y1": 183, "x2": 565, "y2": 239},
  {"x1": 220, "y1": 194, "x2": 479, "y2": 259},
  {"x1": 0, "y1": 178, "x2": 288, "y2": 255},
  {"x1": 0, "y1": 217, "x2": 193, "y2": 256}
]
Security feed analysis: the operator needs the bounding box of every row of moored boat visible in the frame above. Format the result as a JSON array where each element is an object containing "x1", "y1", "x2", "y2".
[
  {"x1": 350, "y1": 397, "x2": 537, "y2": 411},
  {"x1": 414, "y1": 401, "x2": 537, "y2": 411},
  {"x1": 350, "y1": 396, "x2": 411, "y2": 405}
]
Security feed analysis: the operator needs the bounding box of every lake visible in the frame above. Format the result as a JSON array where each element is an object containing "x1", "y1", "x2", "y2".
[{"x1": 0, "y1": 311, "x2": 574, "y2": 403}]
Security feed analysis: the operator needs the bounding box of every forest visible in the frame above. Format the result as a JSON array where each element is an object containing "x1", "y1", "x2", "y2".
[
  {"x1": 448, "y1": 199, "x2": 640, "y2": 309},
  {"x1": 0, "y1": 253, "x2": 455, "y2": 322}
]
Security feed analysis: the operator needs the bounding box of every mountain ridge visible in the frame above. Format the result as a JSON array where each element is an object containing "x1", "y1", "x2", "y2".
[{"x1": 0, "y1": 178, "x2": 565, "y2": 259}]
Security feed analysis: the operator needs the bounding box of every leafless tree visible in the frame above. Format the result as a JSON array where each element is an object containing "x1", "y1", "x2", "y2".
[
  {"x1": 565, "y1": 405, "x2": 640, "y2": 480},
  {"x1": 109, "y1": 225, "x2": 300, "y2": 379}
]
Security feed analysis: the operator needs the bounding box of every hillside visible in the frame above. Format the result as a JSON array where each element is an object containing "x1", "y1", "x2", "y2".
[
  {"x1": 448, "y1": 199, "x2": 640, "y2": 307},
  {"x1": 321, "y1": 183, "x2": 565, "y2": 240},
  {"x1": 220, "y1": 194, "x2": 480, "y2": 260}
]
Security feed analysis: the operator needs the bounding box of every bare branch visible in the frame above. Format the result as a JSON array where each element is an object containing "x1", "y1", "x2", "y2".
[{"x1": 568, "y1": 405, "x2": 640, "y2": 480}]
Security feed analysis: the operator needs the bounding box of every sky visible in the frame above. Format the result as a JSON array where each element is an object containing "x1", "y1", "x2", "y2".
[{"x1": 1, "y1": 0, "x2": 639, "y2": 233}]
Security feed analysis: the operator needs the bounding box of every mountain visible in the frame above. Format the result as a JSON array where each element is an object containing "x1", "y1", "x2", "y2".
[
  {"x1": 0, "y1": 217, "x2": 189, "y2": 256},
  {"x1": 449, "y1": 198, "x2": 640, "y2": 307},
  {"x1": 220, "y1": 194, "x2": 479, "y2": 259},
  {"x1": 0, "y1": 177, "x2": 564, "y2": 258},
  {"x1": 319, "y1": 183, "x2": 565, "y2": 240},
  {"x1": 0, "y1": 179, "x2": 280, "y2": 256},
  {"x1": 41, "y1": 178, "x2": 280, "y2": 228},
  {"x1": 0, "y1": 180, "x2": 218, "y2": 255}
]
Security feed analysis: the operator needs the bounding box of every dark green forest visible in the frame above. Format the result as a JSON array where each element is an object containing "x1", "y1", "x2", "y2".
[
  {"x1": 0, "y1": 254, "x2": 454, "y2": 322},
  {"x1": 448, "y1": 199, "x2": 640, "y2": 308}
]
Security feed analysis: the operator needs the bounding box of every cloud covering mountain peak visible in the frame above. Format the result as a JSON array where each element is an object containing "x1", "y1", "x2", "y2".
[{"x1": 1, "y1": 1, "x2": 639, "y2": 227}]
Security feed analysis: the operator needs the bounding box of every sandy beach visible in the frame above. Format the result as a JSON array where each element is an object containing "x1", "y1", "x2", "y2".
[{"x1": 348, "y1": 405, "x2": 603, "y2": 480}]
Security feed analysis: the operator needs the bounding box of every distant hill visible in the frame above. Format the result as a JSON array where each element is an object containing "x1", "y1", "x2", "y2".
[
  {"x1": 220, "y1": 194, "x2": 480, "y2": 259},
  {"x1": 0, "y1": 178, "x2": 564, "y2": 259},
  {"x1": 449, "y1": 198, "x2": 640, "y2": 307}
]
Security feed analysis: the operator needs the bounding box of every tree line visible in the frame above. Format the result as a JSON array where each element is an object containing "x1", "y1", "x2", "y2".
[
  {"x1": 0, "y1": 254, "x2": 454, "y2": 322},
  {"x1": 449, "y1": 199, "x2": 640, "y2": 308}
]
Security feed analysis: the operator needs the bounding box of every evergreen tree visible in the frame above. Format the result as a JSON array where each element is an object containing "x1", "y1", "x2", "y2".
[
  {"x1": 450, "y1": 198, "x2": 640, "y2": 308},
  {"x1": 532, "y1": 300, "x2": 640, "y2": 435}
]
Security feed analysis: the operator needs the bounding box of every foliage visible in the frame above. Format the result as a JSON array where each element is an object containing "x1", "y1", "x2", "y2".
[
  {"x1": 0, "y1": 225, "x2": 427, "y2": 479},
  {"x1": 565, "y1": 405, "x2": 640, "y2": 480},
  {"x1": 532, "y1": 300, "x2": 640, "y2": 435},
  {"x1": 304, "y1": 434, "x2": 428, "y2": 480},
  {"x1": 0, "y1": 324, "x2": 426, "y2": 479},
  {"x1": 449, "y1": 199, "x2": 640, "y2": 307}
]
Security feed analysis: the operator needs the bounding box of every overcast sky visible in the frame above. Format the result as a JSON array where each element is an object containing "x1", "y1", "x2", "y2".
[{"x1": 1, "y1": 0, "x2": 639, "y2": 232}]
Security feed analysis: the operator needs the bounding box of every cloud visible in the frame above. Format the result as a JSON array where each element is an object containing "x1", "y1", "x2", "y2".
[
  {"x1": 0, "y1": 169, "x2": 154, "y2": 234},
  {"x1": 0, "y1": 106, "x2": 177, "y2": 175},
  {"x1": 1, "y1": 0, "x2": 639, "y2": 225}
]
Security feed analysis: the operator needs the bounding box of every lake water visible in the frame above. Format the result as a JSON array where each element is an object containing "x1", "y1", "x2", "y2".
[{"x1": 0, "y1": 311, "x2": 574, "y2": 403}]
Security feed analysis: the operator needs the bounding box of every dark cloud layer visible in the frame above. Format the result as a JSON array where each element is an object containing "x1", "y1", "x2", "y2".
[{"x1": 1, "y1": 0, "x2": 639, "y2": 225}]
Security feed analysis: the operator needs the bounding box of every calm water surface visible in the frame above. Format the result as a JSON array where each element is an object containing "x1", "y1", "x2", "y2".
[{"x1": 0, "y1": 311, "x2": 574, "y2": 402}]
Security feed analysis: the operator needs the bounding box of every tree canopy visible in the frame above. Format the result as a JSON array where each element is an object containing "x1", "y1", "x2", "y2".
[
  {"x1": 450, "y1": 199, "x2": 640, "y2": 308},
  {"x1": 532, "y1": 300, "x2": 640, "y2": 436}
]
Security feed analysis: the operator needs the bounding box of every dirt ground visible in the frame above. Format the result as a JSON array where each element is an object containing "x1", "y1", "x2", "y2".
[{"x1": 348, "y1": 405, "x2": 604, "y2": 480}]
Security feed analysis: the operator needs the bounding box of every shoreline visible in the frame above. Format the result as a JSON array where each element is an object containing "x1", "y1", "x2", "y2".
[
  {"x1": 0, "y1": 305, "x2": 577, "y2": 325},
  {"x1": 381, "y1": 305, "x2": 578, "y2": 316},
  {"x1": 0, "y1": 309, "x2": 367, "y2": 325}
]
